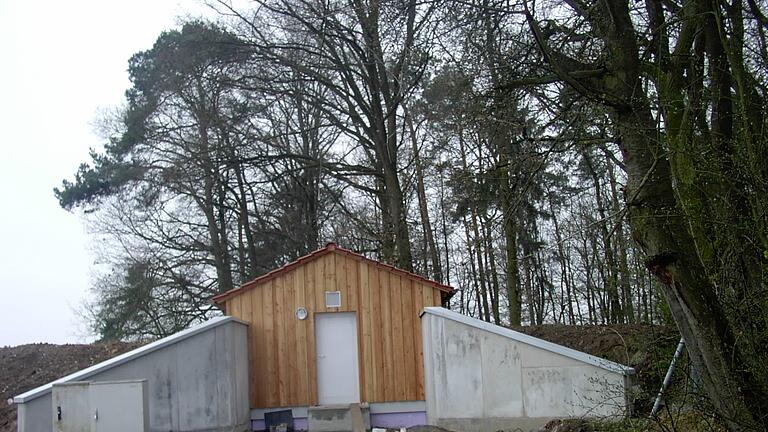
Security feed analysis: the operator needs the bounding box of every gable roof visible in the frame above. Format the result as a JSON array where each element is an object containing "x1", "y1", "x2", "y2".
[
  {"x1": 420, "y1": 307, "x2": 635, "y2": 375},
  {"x1": 212, "y1": 242, "x2": 454, "y2": 305}
]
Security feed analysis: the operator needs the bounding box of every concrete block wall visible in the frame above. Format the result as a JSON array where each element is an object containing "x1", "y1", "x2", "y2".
[
  {"x1": 14, "y1": 317, "x2": 250, "y2": 432},
  {"x1": 421, "y1": 308, "x2": 634, "y2": 432}
]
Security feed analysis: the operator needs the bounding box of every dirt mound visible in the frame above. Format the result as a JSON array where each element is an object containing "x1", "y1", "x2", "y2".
[
  {"x1": 515, "y1": 324, "x2": 681, "y2": 415},
  {"x1": 0, "y1": 341, "x2": 143, "y2": 432},
  {"x1": 516, "y1": 323, "x2": 677, "y2": 364}
]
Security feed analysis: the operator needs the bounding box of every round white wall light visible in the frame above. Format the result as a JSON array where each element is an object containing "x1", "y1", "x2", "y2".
[{"x1": 295, "y1": 307, "x2": 308, "y2": 320}]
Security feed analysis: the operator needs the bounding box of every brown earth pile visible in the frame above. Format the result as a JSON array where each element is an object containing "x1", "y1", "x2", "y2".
[
  {"x1": 517, "y1": 323, "x2": 678, "y2": 365},
  {"x1": 516, "y1": 324, "x2": 682, "y2": 414},
  {"x1": 0, "y1": 341, "x2": 143, "y2": 432}
]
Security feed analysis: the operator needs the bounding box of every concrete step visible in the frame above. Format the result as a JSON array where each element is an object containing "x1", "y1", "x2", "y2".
[{"x1": 307, "y1": 403, "x2": 370, "y2": 432}]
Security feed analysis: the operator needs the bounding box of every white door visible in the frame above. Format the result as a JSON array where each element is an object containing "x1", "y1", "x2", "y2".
[
  {"x1": 315, "y1": 312, "x2": 361, "y2": 405},
  {"x1": 52, "y1": 383, "x2": 91, "y2": 432},
  {"x1": 52, "y1": 381, "x2": 148, "y2": 432},
  {"x1": 90, "y1": 381, "x2": 148, "y2": 432}
]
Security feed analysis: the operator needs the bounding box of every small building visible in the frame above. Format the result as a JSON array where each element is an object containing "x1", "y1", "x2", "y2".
[
  {"x1": 211, "y1": 243, "x2": 453, "y2": 430},
  {"x1": 15, "y1": 242, "x2": 634, "y2": 432}
]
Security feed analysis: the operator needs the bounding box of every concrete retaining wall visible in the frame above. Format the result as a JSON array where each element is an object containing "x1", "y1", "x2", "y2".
[
  {"x1": 421, "y1": 308, "x2": 634, "y2": 432},
  {"x1": 14, "y1": 317, "x2": 250, "y2": 432}
]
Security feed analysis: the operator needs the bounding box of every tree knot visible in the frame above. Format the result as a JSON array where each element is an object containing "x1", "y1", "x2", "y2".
[{"x1": 645, "y1": 251, "x2": 678, "y2": 285}]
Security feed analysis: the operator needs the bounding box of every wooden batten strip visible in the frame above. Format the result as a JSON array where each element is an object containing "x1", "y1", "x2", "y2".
[
  {"x1": 262, "y1": 280, "x2": 278, "y2": 406},
  {"x1": 251, "y1": 280, "x2": 265, "y2": 406},
  {"x1": 284, "y1": 271, "x2": 297, "y2": 405},
  {"x1": 295, "y1": 264, "x2": 309, "y2": 405},
  {"x1": 306, "y1": 262, "x2": 318, "y2": 405},
  {"x1": 390, "y1": 272, "x2": 406, "y2": 400},
  {"x1": 401, "y1": 278, "x2": 416, "y2": 399},
  {"x1": 371, "y1": 264, "x2": 384, "y2": 401},
  {"x1": 413, "y1": 282, "x2": 426, "y2": 399},
  {"x1": 360, "y1": 261, "x2": 374, "y2": 402}
]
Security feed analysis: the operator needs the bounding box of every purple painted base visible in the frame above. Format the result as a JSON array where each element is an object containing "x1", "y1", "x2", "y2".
[{"x1": 251, "y1": 411, "x2": 427, "y2": 431}]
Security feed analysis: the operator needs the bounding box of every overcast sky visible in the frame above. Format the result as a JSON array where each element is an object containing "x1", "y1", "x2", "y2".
[{"x1": 0, "y1": 1, "x2": 214, "y2": 346}]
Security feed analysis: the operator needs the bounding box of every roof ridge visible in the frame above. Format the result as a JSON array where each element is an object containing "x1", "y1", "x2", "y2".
[{"x1": 211, "y1": 243, "x2": 454, "y2": 304}]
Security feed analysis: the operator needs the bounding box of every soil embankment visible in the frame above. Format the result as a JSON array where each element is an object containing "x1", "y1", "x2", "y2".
[{"x1": 1, "y1": 341, "x2": 142, "y2": 431}]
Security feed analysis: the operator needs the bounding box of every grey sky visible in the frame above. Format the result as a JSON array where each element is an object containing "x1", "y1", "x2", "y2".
[{"x1": 0, "y1": 1, "x2": 212, "y2": 346}]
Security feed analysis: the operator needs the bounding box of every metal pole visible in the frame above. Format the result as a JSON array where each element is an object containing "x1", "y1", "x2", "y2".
[{"x1": 650, "y1": 337, "x2": 686, "y2": 417}]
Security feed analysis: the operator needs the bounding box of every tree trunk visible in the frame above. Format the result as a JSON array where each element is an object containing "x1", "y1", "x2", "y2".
[
  {"x1": 582, "y1": 150, "x2": 623, "y2": 323},
  {"x1": 590, "y1": 1, "x2": 763, "y2": 423},
  {"x1": 605, "y1": 149, "x2": 634, "y2": 322},
  {"x1": 548, "y1": 193, "x2": 574, "y2": 324},
  {"x1": 405, "y1": 107, "x2": 443, "y2": 281},
  {"x1": 481, "y1": 216, "x2": 501, "y2": 325},
  {"x1": 196, "y1": 108, "x2": 233, "y2": 294},
  {"x1": 619, "y1": 107, "x2": 760, "y2": 430}
]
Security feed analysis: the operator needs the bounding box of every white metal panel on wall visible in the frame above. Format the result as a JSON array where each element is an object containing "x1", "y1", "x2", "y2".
[
  {"x1": 315, "y1": 312, "x2": 361, "y2": 404},
  {"x1": 52, "y1": 380, "x2": 148, "y2": 432},
  {"x1": 89, "y1": 381, "x2": 149, "y2": 432},
  {"x1": 52, "y1": 383, "x2": 90, "y2": 432}
]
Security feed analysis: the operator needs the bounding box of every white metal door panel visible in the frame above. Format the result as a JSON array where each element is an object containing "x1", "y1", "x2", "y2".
[
  {"x1": 52, "y1": 382, "x2": 91, "y2": 432},
  {"x1": 315, "y1": 312, "x2": 361, "y2": 404},
  {"x1": 89, "y1": 380, "x2": 149, "y2": 432}
]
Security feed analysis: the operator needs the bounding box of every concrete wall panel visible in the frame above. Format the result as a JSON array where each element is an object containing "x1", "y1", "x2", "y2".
[
  {"x1": 522, "y1": 364, "x2": 627, "y2": 418},
  {"x1": 479, "y1": 331, "x2": 523, "y2": 417},
  {"x1": 516, "y1": 341, "x2": 584, "y2": 368},
  {"x1": 421, "y1": 308, "x2": 632, "y2": 429},
  {"x1": 233, "y1": 323, "x2": 250, "y2": 423},
  {"x1": 440, "y1": 319, "x2": 484, "y2": 417},
  {"x1": 522, "y1": 367, "x2": 575, "y2": 417},
  {"x1": 176, "y1": 327, "x2": 218, "y2": 430}
]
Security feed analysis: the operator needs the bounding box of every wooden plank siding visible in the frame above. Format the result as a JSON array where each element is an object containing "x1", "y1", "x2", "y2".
[{"x1": 222, "y1": 250, "x2": 447, "y2": 409}]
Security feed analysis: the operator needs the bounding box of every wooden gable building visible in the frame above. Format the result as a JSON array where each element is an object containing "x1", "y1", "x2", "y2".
[{"x1": 212, "y1": 242, "x2": 453, "y2": 412}]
